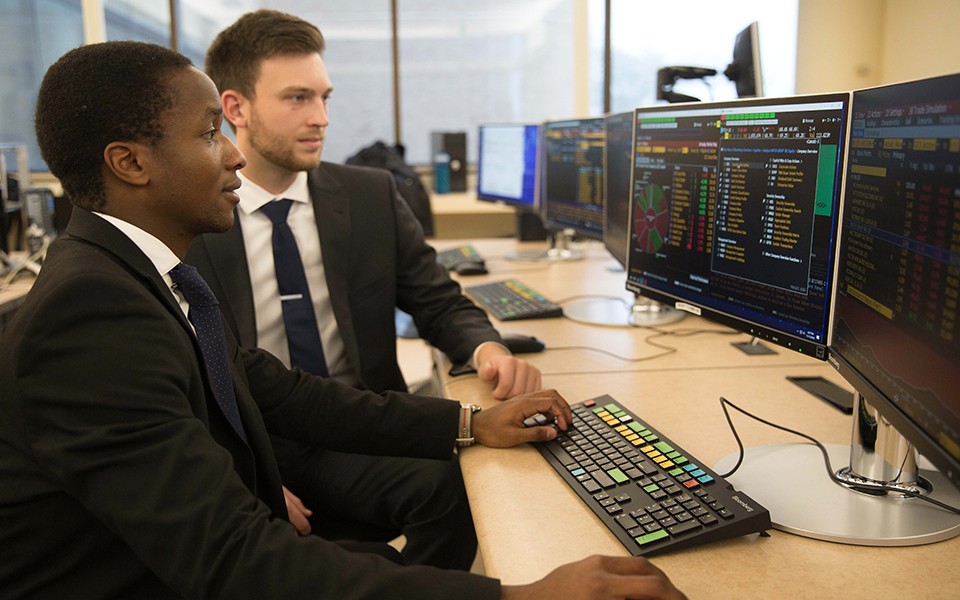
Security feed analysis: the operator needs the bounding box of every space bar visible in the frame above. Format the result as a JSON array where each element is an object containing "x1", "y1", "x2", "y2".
[{"x1": 543, "y1": 441, "x2": 577, "y2": 466}]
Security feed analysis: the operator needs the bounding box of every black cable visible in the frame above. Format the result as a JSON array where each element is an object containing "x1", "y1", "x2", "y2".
[{"x1": 717, "y1": 396, "x2": 960, "y2": 515}]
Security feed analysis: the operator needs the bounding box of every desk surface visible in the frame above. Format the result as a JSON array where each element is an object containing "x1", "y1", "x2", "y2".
[{"x1": 436, "y1": 238, "x2": 960, "y2": 599}]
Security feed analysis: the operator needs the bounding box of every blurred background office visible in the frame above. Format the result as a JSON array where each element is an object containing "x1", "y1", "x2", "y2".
[{"x1": 1, "y1": 0, "x2": 958, "y2": 174}]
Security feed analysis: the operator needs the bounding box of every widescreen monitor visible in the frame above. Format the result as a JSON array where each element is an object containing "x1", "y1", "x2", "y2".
[
  {"x1": 476, "y1": 123, "x2": 541, "y2": 210},
  {"x1": 719, "y1": 74, "x2": 960, "y2": 547},
  {"x1": 724, "y1": 21, "x2": 763, "y2": 98},
  {"x1": 541, "y1": 117, "x2": 606, "y2": 246},
  {"x1": 625, "y1": 93, "x2": 850, "y2": 359}
]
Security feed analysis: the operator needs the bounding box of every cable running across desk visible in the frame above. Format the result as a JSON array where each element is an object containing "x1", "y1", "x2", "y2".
[{"x1": 717, "y1": 396, "x2": 960, "y2": 515}]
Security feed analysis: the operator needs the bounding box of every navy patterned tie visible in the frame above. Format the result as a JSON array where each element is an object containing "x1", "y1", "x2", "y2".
[
  {"x1": 169, "y1": 262, "x2": 247, "y2": 441},
  {"x1": 260, "y1": 199, "x2": 329, "y2": 376}
]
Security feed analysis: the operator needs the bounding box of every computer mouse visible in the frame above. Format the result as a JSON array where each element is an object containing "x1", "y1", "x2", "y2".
[
  {"x1": 501, "y1": 333, "x2": 545, "y2": 354},
  {"x1": 453, "y1": 261, "x2": 488, "y2": 276}
]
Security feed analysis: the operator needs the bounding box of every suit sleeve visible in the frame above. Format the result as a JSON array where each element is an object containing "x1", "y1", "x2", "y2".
[
  {"x1": 12, "y1": 266, "x2": 497, "y2": 600},
  {"x1": 387, "y1": 174, "x2": 503, "y2": 363}
]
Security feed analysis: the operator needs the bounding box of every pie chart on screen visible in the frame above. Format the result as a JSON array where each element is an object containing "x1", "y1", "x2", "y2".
[{"x1": 634, "y1": 183, "x2": 669, "y2": 253}]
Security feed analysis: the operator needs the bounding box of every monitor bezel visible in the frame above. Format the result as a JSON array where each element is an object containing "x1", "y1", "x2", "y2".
[{"x1": 624, "y1": 92, "x2": 852, "y2": 359}]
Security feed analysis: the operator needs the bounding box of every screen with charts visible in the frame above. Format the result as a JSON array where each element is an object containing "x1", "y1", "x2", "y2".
[
  {"x1": 830, "y1": 73, "x2": 960, "y2": 489},
  {"x1": 477, "y1": 123, "x2": 541, "y2": 209},
  {"x1": 625, "y1": 94, "x2": 849, "y2": 358},
  {"x1": 542, "y1": 117, "x2": 605, "y2": 240}
]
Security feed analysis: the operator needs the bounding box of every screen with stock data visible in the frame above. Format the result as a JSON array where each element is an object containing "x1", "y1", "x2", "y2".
[
  {"x1": 625, "y1": 94, "x2": 849, "y2": 357},
  {"x1": 542, "y1": 117, "x2": 605, "y2": 240},
  {"x1": 830, "y1": 74, "x2": 960, "y2": 487}
]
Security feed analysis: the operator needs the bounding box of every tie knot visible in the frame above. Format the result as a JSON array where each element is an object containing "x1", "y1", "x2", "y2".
[
  {"x1": 170, "y1": 262, "x2": 218, "y2": 308},
  {"x1": 260, "y1": 198, "x2": 294, "y2": 225}
]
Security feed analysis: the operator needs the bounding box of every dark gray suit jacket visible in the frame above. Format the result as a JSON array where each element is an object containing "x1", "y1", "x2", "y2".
[
  {"x1": 0, "y1": 208, "x2": 498, "y2": 599},
  {"x1": 186, "y1": 162, "x2": 500, "y2": 393}
]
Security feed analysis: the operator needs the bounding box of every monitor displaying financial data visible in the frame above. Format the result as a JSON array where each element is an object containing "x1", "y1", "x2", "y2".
[
  {"x1": 719, "y1": 75, "x2": 960, "y2": 548},
  {"x1": 476, "y1": 123, "x2": 541, "y2": 210},
  {"x1": 831, "y1": 73, "x2": 960, "y2": 494},
  {"x1": 542, "y1": 117, "x2": 606, "y2": 241},
  {"x1": 625, "y1": 93, "x2": 850, "y2": 358}
]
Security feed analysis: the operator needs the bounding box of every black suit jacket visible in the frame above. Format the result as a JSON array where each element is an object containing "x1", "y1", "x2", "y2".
[
  {"x1": 186, "y1": 162, "x2": 500, "y2": 393},
  {"x1": 0, "y1": 208, "x2": 498, "y2": 599}
]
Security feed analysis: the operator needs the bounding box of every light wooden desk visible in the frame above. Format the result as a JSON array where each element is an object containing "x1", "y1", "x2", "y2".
[
  {"x1": 434, "y1": 238, "x2": 960, "y2": 599},
  {"x1": 429, "y1": 191, "x2": 516, "y2": 239}
]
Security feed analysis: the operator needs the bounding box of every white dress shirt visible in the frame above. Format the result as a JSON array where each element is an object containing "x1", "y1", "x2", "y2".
[{"x1": 234, "y1": 171, "x2": 355, "y2": 384}]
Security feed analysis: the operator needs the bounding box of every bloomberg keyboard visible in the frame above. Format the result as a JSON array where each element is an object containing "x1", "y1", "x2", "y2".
[
  {"x1": 531, "y1": 395, "x2": 770, "y2": 556},
  {"x1": 436, "y1": 244, "x2": 484, "y2": 269},
  {"x1": 465, "y1": 278, "x2": 563, "y2": 321}
]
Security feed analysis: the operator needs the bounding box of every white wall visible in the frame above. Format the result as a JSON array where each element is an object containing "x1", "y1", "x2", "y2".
[{"x1": 796, "y1": 0, "x2": 960, "y2": 93}]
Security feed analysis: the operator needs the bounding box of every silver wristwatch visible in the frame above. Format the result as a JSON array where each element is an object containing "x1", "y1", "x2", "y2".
[{"x1": 455, "y1": 404, "x2": 482, "y2": 447}]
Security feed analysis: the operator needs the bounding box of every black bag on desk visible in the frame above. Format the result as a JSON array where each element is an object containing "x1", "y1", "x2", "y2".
[{"x1": 345, "y1": 141, "x2": 434, "y2": 237}]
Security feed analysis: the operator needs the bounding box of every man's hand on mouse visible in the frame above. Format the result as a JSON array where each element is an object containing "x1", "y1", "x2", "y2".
[
  {"x1": 471, "y1": 389, "x2": 572, "y2": 447},
  {"x1": 476, "y1": 343, "x2": 542, "y2": 398}
]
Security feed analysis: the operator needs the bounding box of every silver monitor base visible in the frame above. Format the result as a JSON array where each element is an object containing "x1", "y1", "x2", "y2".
[
  {"x1": 564, "y1": 296, "x2": 687, "y2": 327},
  {"x1": 715, "y1": 443, "x2": 960, "y2": 546}
]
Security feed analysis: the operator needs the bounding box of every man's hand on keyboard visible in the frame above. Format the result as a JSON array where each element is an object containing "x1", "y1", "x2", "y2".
[
  {"x1": 500, "y1": 555, "x2": 687, "y2": 600},
  {"x1": 472, "y1": 389, "x2": 572, "y2": 447}
]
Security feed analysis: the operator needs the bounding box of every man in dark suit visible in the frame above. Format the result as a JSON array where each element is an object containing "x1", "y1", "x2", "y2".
[
  {"x1": 185, "y1": 9, "x2": 543, "y2": 560},
  {"x1": 0, "y1": 41, "x2": 685, "y2": 600}
]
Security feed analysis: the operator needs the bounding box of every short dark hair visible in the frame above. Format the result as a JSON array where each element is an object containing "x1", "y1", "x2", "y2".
[
  {"x1": 35, "y1": 41, "x2": 192, "y2": 210},
  {"x1": 206, "y1": 9, "x2": 326, "y2": 100}
]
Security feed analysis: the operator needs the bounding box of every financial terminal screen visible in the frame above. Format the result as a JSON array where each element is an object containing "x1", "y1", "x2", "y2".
[
  {"x1": 542, "y1": 117, "x2": 606, "y2": 240},
  {"x1": 625, "y1": 94, "x2": 849, "y2": 357},
  {"x1": 831, "y1": 74, "x2": 960, "y2": 484}
]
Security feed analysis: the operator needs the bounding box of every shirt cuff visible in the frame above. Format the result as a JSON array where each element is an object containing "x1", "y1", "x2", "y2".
[{"x1": 469, "y1": 341, "x2": 511, "y2": 369}]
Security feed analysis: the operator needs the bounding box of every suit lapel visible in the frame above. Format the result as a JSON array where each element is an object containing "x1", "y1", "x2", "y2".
[
  {"x1": 309, "y1": 166, "x2": 364, "y2": 378},
  {"x1": 200, "y1": 212, "x2": 259, "y2": 348},
  {"x1": 66, "y1": 208, "x2": 253, "y2": 448}
]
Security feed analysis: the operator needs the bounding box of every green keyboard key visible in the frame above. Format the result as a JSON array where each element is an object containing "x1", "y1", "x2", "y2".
[
  {"x1": 635, "y1": 529, "x2": 669, "y2": 546},
  {"x1": 608, "y1": 468, "x2": 628, "y2": 484}
]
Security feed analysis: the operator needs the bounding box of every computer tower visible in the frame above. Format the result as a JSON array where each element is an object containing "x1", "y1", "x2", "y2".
[{"x1": 430, "y1": 131, "x2": 467, "y2": 192}]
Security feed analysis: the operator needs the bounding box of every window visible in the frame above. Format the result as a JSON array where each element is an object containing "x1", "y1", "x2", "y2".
[
  {"x1": 0, "y1": 0, "x2": 84, "y2": 171},
  {"x1": 591, "y1": 0, "x2": 799, "y2": 114},
  {"x1": 397, "y1": 0, "x2": 576, "y2": 164}
]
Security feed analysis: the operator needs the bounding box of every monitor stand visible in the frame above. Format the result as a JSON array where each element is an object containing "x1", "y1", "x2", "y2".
[
  {"x1": 565, "y1": 293, "x2": 686, "y2": 327},
  {"x1": 732, "y1": 336, "x2": 776, "y2": 355},
  {"x1": 715, "y1": 393, "x2": 960, "y2": 546},
  {"x1": 505, "y1": 228, "x2": 583, "y2": 262}
]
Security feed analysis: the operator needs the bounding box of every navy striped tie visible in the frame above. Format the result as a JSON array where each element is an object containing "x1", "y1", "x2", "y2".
[
  {"x1": 170, "y1": 262, "x2": 247, "y2": 441},
  {"x1": 260, "y1": 199, "x2": 329, "y2": 376}
]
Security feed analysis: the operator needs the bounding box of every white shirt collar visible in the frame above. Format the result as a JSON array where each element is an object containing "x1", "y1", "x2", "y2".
[
  {"x1": 237, "y1": 170, "x2": 311, "y2": 214},
  {"x1": 92, "y1": 211, "x2": 180, "y2": 279}
]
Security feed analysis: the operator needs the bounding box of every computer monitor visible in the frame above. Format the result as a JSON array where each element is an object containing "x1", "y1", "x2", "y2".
[
  {"x1": 625, "y1": 93, "x2": 849, "y2": 358},
  {"x1": 718, "y1": 74, "x2": 960, "y2": 547},
  {"x1": 477, "y1": 123, "x2": 541, "y2": 210},
  {"x1": 602, "y1": 111, "x2": 634, "y2": 270},
  {"x1": 564, "y1": 110, "x2": 685, "y2": 327},
  {"x1": 540, "y1": 117, "x2": 606, "y2": 260},
  {"x1": 724, "y1": 21, "x2": 764, "y2": 98}
]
